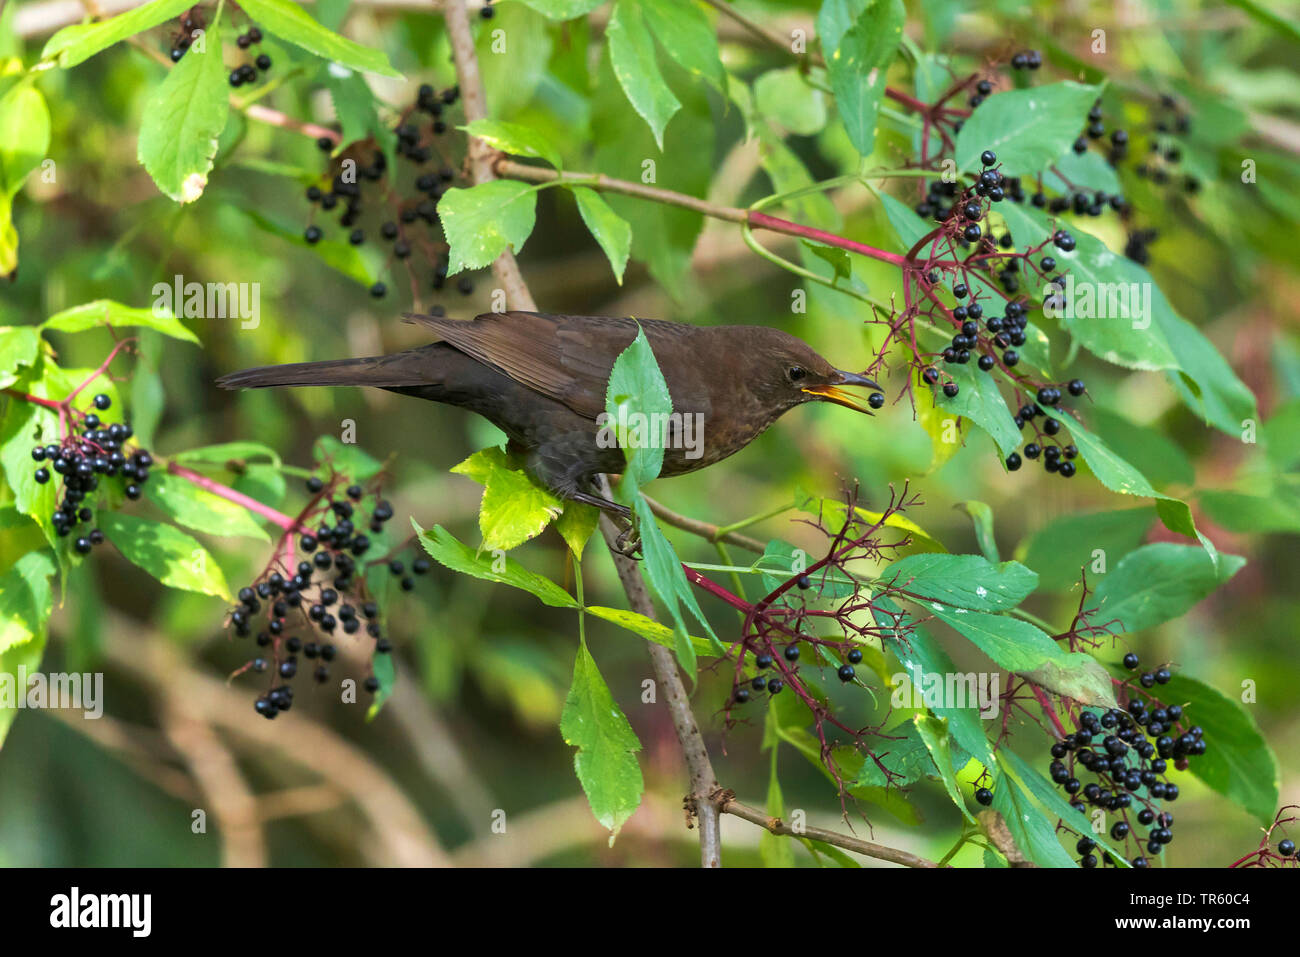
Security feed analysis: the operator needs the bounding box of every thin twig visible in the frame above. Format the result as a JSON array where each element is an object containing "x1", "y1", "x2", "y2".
[
  {"x1": 443, "y1": 0, "x2": 536, "y2": 311},
  {"x1": 441, "y1": 0, "x2": 725, "y2": 867},
  {"x1": 718, "y1": 792, "x2": 942, "y2": 868},
  {"x1": 643, "y1": 494, "x2": 766, "y2": 553},
  {"x1": 597, "y1": 489, "x2": 723, "y2": 868},
  {"x1": 494, "y1": 158, "x2": 906, "y2": 267}
]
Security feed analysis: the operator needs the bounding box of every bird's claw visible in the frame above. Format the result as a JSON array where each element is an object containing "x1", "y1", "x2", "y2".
[{"x1": 614, "y1": 524, "x2": 642, "y2": 559}]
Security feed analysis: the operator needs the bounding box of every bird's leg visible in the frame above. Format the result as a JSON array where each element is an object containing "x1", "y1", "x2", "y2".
[{"x1": 565, "y1": 488, "x2": 631, "y2": 518}]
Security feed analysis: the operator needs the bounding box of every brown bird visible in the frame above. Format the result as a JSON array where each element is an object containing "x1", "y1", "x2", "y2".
[{"x1": 217, "y1": 311, "x2": 879, "y2": 514}]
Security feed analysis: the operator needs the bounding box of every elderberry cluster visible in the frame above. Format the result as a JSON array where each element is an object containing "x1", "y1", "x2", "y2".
[
  {"x1": 228, "y1": 476, "x2": 430, "y2": 719},
  {"x1": 729, "y1": 641, "x2": 864, "y2": 706},
  {"x1": 228, "y1": 25, "x2": 272, "y2": 87},
  {"x1": 1004, "y1": 380, "x2": 1087, "y2": 476},
  {"x1": 1049, "y1": 654, "x2": 1205, "y2": 867},
  {"x1": 1009, "y1": 49, "x2": 1043, "y2": 70},
  {"x1": 304, "y1": 84, "x2": 472, "y2": 301},
  {"x1": 1071, "y1": 97, "x2": 1132, "y2": 167},
  {"x1": 915, "y1": 151, "x2": 1056, "y2": 400},
  {"x1": 166, "y1": 7, "x2": 204, "y2": 62},
  {"x1": 30, "y1": 393, "x2": 152, "y2": 553}
]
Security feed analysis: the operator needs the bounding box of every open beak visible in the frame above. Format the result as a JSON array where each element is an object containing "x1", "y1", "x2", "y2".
[{"x1": 801, "y1": 370, "x2": 881, "y2": 414}]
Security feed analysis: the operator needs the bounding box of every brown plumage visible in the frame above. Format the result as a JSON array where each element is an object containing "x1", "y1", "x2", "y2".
[{"x1": 216, "y1": 311, "x2": 878, "y2": 513}]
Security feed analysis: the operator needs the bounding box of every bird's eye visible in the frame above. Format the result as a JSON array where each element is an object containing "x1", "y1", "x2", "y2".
[{"x1": 787, "y1": 366, "x2": 807, "y2": 382}]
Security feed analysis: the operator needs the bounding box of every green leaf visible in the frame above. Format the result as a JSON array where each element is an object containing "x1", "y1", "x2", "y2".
[
  {"x1": 235, "y1": 0, "x2": 401, "y2": 76},
  {"x1": 1263, "y1": 398, "x2": 1300, "y2": 470},
  {"x1": 642, "y1": 0, "x2": 726, "y2": 92},
  {"x1": 518, "y1": 0, "x2": 606, "y2": 18},
  {"x1": 802, "y1": 240, "x2": 852, "y2": 282},
  {"x1": 914, "y1": 715, "x2": 976, "y2": 822},
  {"x1": 0, "y1": 191, "x2": 18, "y2": 276},
  {"x1": 999, "y1": 749, "x2": 1130, "y2": 866},
  {"x1": 1223, "y1": 0, "x2": 1300, "y2": 45},
  {"x1": 1043, "y1": 149, "x2": 1122, "y2": 196},
  {"x1": 854, "y1": 719, "x2": 945, "y2": 788},
  {"x1": 41, "y1": 0, "x2": 195, "y2": 68},
  {"x1": 954, "y1": 82, "x2": 1104, "y2": 176},
  {"x1": 754, "y1": 68, "x2": 826, "y2": 136},
  {"x1": 1163, "y1": 312, "x2": 1259, "y2": 435},
  {"x1": 42, "y1": 299, "x2": 200, "y2": 345},
  {"x1": 818, "y1": 0, "x2": 905, "y2": 156},
  {"x1": 0, "y1": 550, "x2": 57, "y2": 655},
  {"x1": 1038, "y1": 408, "x2": 1209, "y2": 555},
  {"x1": 877, "y1": 188, "x2": 932, "y2": 249},
  {"x1": 760, "y1": 745, "x2": 796, "y2": 867},
  {"x1": 137, "y1": 20, "x2": 231, "y2": 204},
  {"x1": 606, "y1": 0, "x2": 680, "y2": 149},
  {"x1": 326, "y1": 68, "x2": 397, "y2": 171},
  {"x1": 572, "y1": 187, "x2": 632, "y2": 284},
  {"x1": 98, "y1": 512, "x2": 232, "y2": 600},
  {"x1": 172, "y1": 441, "x2": 282, "y2": 468},
  {"x1": 1020, "y1": 507, "x2": 1152, "y2": 592},
  {"x1": 561, "y1": 638, "x2": 644, "y2": 837},
  {"x1": 593, "y1": 49, "x2": 711, "y2": 300},
  {"x1": 928, "y1": 605, "x2": 1115, "y2": 707},
  {"x1": 439, "y1": 181, "x2": 539, "y2": 275},
  {"x1": 990, "y1": 772, "x2": 1077, "y2": 867},
  {"x1": 1200, "y1": 487, "x2": 1300, "y2": 534},
  {"x1": 605, "y1": 325, "x2": 673, "y2": 490},
  {"x1": 0, "y1": 84, "x2": 51, "y2": 196},
  {"x1": 585, "y1": 606, "x2": 715, "y2": 658},
  {"x1": 0, "y1": 83, "x2": 51, "y2": 273},
  {"x1": 955, "y1": 501, "x2": 1000, "y2": 563},
  {"x1": 880, "y1": 553, "x2": 1037, "y2": 612},
  {"x1": 476, "y1": 1, "x2": 554, "y2": 118},
  {"x1": 0, "y1": 398, "x2": 60, "y2": 544},
  {"x1": 1160, "y1": 673, "x2": 1279, "y2": 825},
  {"x1": 1042, "y1": 407, "x2": 1160, "y2": 497},
  {"x1": 881, "y1": 607, "x2": 994, "y2": 766},
  {"x1": 555, "y1": 501, "x2": 600, "y2": 560},
  {"x1": 0, "y1": 326, "x2": 41, "y2": 390},
  {"x1": 1091, "y1": 543, "x2": 1245, "y2": 634},
  {"x1": 632, "y1": 495, "x2": 718, "y2": 678},
  {"x1": 1006, "y1": 199, "x2": 1254, "y2": 434},
  {"x1": 0, "y1": 552, "x2": 56, "y2": 746},
  {"x1": 998, "y1": 202, "x2": 1178, "y2": 371},
  {"x1": 451, "y1": 446, "x2": 563, "y2": 551},
  {"x1": 932, "y1": 356, "x2": 1023, "y2": 459},
  {"x1": 365, "y1": 650, "x2": 395, "y2": 721},
  {"x1": 312, "y1": 434, "x2": 383, "y2": 481},
  {"x1": 413, "y1": 520, "x2": 578, "y2": 608},
  {"x1": 462, "y1": 119, "x2": 563, "y2": 170},
  {"x1": 144, "y1": 472, "x2": 271, "y2": 542}
]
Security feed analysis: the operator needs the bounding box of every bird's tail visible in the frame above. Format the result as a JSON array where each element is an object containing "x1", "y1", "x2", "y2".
[{"x1": 216, "y1": 350, "x2": 433, "y2": 390}]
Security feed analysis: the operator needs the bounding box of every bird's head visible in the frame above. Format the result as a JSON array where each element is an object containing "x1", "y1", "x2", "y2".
[{"x1": 740, "y1": 328, "x2": 881, "y2": 415}]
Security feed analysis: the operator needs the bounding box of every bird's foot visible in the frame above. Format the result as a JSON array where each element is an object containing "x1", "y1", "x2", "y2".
[{"x1": 613, "y1": 523, "x2": 643, "y2": 560}]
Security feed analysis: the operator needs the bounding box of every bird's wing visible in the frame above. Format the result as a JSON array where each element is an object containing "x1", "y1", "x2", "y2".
[{"x1": 403, "y1": 311, "x2": 645, "y2": 420}]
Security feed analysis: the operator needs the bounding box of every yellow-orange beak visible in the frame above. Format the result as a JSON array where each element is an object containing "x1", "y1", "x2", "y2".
[{"x1": 802, "y1": 370, "x2": 881, "y2": 414}]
